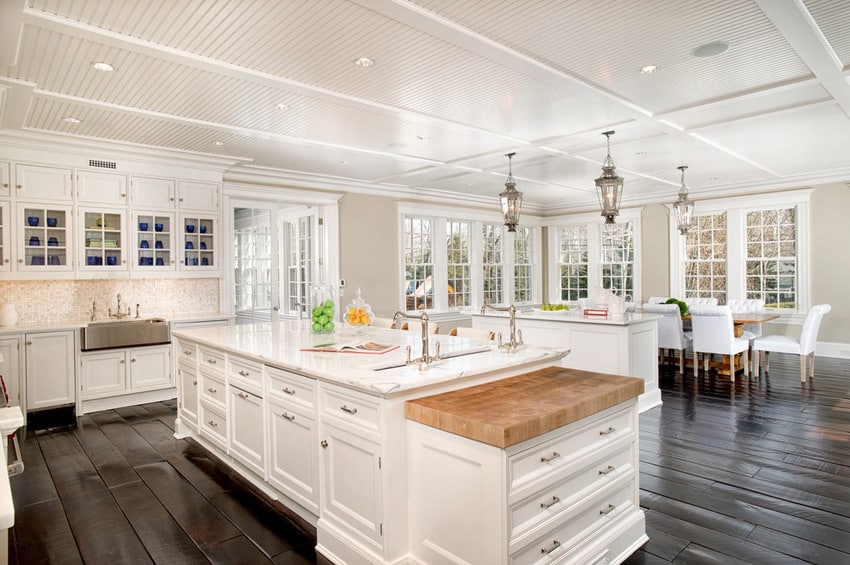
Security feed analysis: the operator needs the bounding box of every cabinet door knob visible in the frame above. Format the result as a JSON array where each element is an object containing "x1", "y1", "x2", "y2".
[
  {"x1": 16, "y1": 184, "x2": 21, "y2": 189},
  {"x1": 120, "y1": 359, "x2": 125, "y2": 364},
  {"x1": 130, "y1": 358, "x2": 136, "y2": 362},
  {"x1": 320, "y1": 440, "x2": 328, "y2": 449},
  {"x1": 1, "y1": 182, "x2": 7, "y2": 188},
  {"x1": 26, "y1": 341, "x2": 32, "y2": 346}
]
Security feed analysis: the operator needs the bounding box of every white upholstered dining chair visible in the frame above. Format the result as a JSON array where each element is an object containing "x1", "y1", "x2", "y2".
[
  {"x1": 752, "y1": 304, "x2": 831, "y2": 383},
  {"x1": 689, "y1": 305, "x2": 750, "y2": 382},
  {"x1": 642, "y1": 303, "x2": 691, "y2": 374},
  {"x1": 369, "y1": 317, "x2": 396, "y2": 329},
  {"x1": 449, "y1": 327, "x2": 495, "y2": 341}
]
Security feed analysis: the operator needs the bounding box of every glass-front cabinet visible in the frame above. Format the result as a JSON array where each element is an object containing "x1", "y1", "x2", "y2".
[
  {"x1": 17, "y1": 203, "x2": 73, "y2": 272},
  {"x1": 80, "y1": 208, "x2": 126, "y2": 271},
  {"x1": 0, "y1": 202, "x2": 10, "y2": 271},
  {"x1": 133, "y1": 212, "x2": 175, "y2": 271},
  {"x1": 180, "y1": 214, "x2": 216, "y2": 270}
]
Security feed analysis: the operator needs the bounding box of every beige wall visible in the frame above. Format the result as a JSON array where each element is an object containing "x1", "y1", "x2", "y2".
[
  {"x1": 809, "y1": 183, "x2": 849, "y2": 343},
  {"x1": 640, "y1": 203, "x2": 670, "y2": 304},
  {"x1": 338, "y1": 192, "x2": 400, "y2": 318}
]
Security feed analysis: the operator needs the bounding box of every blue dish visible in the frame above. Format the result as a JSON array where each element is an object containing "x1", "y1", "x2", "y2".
[
  {"x1": 156, "y1": 257, "x2": 165, "y2": 266},
  {"x1": 139, "y1": 222, "x2": 149, "y2": 231},
  {"x1": 154, "y1": 223, "x2": 164, "y2": 232},
  {"x1": 155, "y1": 240, "x2": 163, "y2": 249},
  {"x1": 47, "y1": 217, "x2": 58, "y2": 227},
  {"x1": 29, "y1": 236, "x2": 40, "y2": 246},
  {"x1": 199, "y1": 225, "x2": 207, "y2": 234},
  {"x1": 185, "y1": 224, "x2": 195, "y2": 233},
  {"x1": 31, "y1": 256, "x2": 45, "y2": 265},
  {"x1": 185, "y1": 241, "x2": 193, "y2": 249},
  {"x1": 27, "y1": 216, "x2": 39, "y2": 226},
  {"x1": 140, "y1": 240, "x2": 150, "y2": 249},
  {"x1": 48, "y1": 237, "x2": 59, "y2": 246},
  {"x1": 106, "y1": 256, "x2": 117, "y2": 266}
]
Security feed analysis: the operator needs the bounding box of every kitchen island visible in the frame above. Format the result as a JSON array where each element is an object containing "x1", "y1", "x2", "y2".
[
  {"x1": 473, "y1": 310, "x2": 662, "y2": 412},
  {"x1": 171, "y1": 320, "x2": 646, "y2": 564}
]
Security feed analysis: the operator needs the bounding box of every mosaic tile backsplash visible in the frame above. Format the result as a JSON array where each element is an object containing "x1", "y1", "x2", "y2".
[{"x1": 0, "y1": 278, "x2": 220, "y2": 325}]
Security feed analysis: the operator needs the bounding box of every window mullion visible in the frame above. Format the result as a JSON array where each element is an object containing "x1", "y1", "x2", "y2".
[{"x1": 433, "y1": 219, "x2": 448, "y2": 311}]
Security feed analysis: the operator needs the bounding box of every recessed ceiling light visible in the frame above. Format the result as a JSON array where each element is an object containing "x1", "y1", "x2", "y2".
[
  {"x1": 340, "y1": 160, "x2": 349, "y2": 165},
  {"x1": 692, "y1": 41, "x2": 729, "y2": 58},
  {"x1": 634, "y1": 151, "x2": 647, "y2": 156},
  {"x1": 212, "y1": 141, "x2": 223, "y2": 146},
  {"x1": 275, "y1": 103, "x2": 289, "y2": 111},
  {"x1": 711, "y1": 176, "x2": 720, "y2": 181},
  {"x1": 62, "y1": 117, "x2": 81, "y2": 124},
  {"x1": 90, "y1": 61, "x2": 114, "y2": 72},
  {"x1": 640, "y1": 65, "x2": 658, "y2": 74},
  {"x1": 416, "y1": 135, "x2": 430, "y2": 140},
  {"x1": 354, "y1": 56, "x2": 374, "y2": 68}
]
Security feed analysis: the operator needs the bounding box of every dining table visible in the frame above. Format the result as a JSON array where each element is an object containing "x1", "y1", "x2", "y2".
[{"x1": 679, "y1": 311, "x2": 780, "y2": 375}]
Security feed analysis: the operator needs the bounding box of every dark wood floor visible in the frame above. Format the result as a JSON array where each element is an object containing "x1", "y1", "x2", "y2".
[{"x1": 8, "y1": 352, "x2": 850, "y2": 564}]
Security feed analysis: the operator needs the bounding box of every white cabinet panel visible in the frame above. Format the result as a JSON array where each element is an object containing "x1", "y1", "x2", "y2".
[
  {"x1": 14, "y1": 164, "x2": 73, "y2": 201},
  {"x1": 76, "y1": 170, "x2": 128, "y2": 205},
  {"x1": 80, "y1": 350, "x2": 126, "y2": 399},
  {"x1": 25, "y1": 330, "x2": 75, "y2": 411},
  {"x1": 17, "y1": 203, "x2": 73, "y2": 272},
  {"x1": 0, "y1": 337, "x2": 22, "y2": 407},
  {"x1": 178, "y1": 360, "x2": 199, "y2": 430},
  {"x1": 0, "y1": 202, "x2": 11, "y2": 271},
  {"x1": 177, "y1": 180, "x2": 219, "y2": 211},
  {"x1": 130, "y1": 176, "x2": 176, "y2": 210},
  {"x1": 129, "y1": 346, "x2": 171, "y2": 390},
  {"x1": 0, "y1": 161, "x2": 9, "y2": 197},
  {"x1": 268, "y1": 395, "x2": 319, "y2": 514},
  {"x1": 229, "y1": 385, "x2": 265, "y2": 476}
]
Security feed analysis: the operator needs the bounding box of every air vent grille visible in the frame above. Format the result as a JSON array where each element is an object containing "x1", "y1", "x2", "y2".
[{"x1": 88, "y1": 159, "x2": 117, "y2": 169}]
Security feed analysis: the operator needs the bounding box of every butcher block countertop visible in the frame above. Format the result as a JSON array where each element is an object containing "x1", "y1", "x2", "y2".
[{"x1": 405, "y1": 366, "x2": 644, "y2": 448}]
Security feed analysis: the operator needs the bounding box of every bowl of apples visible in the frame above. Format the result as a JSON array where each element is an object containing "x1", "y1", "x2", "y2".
[{"x1": 535, "y1": 303, "x2": 570, "y2": 314}]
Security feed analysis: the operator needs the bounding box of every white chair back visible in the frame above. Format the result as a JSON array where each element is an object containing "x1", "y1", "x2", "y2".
[
  {"x1": 686, "y1": 297, "x2": 718, "y2": 307},
  {"x1": 689, "y1": 305, "x2": 744, "y2": 355},
  {"x1": 641, "y1": 303, "x2": 688, "y2": 350},
  {"x1": 370, "y1": 317, "x2": 396, "y2": 329},
  {"x1": 647, "y1": 296, "x2": 669, "y2": 304},
  {"x1": 449, "y1": 327, "x2": 495, "y2": 341},
  {"x1": 727, "y1": 298, "x2": 765, "y2": 312},
  {"x1": 800, "y1": 304, "x2": 832, "y2": 355}
]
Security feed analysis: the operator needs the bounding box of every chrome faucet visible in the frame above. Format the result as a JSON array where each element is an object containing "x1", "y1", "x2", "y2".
[
  {"x1": 480, "y1": 302, "x2": 524, "y2": 353},
  {"x1": 392, "y1": 310, "x2": 441, "y2": 369},
  {"x1": 108, "y1": 293, "x2": 131, "y2": 320},
  {"x1": 88, "y1": 300, "x2": 97, "y2": 321}
]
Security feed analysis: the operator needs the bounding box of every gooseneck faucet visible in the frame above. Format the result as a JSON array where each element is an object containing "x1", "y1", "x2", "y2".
[
  {"x1": 108, "y1": 293, "x2": 131, "y2": 320},
  {"x1": 392, "y1": 310, "x2": 441, "y2": 369},
  {"x1": 480, "y1": 302, "x2": 524, "y2": 353}
]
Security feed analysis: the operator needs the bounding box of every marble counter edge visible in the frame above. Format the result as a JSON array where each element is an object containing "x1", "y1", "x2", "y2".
[
  {"x1": 405, "y1": 367, "x2": 645, "y2": 448},
  {"x1": 472, "y1": 311, "x2": 660, "y2": 326}
]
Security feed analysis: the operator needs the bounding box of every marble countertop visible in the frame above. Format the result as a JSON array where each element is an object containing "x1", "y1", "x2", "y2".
[
  {"x1": 405, "y1": 366, "x2": 644, "y2": 448},
  {"x1": 172, "y1": 320, "x2": 568, "y2": 398},
  {"x1": 473, "y1": 309, "x2": 659, "y2": 326},
  {"x1": 0, "y1": 311, "x2": 230, "y2": 336}
]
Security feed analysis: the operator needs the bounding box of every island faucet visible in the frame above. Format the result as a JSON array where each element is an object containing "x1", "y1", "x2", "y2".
[
  {"x1": 480, "y1": 302, "x2": 524, "y2": 353},
  {"x1": 392, "y1": 310, "x2": 441, "y2": 369},
  {"x1": 108, "y1": 293, "x2": 131, "y2": 320}
]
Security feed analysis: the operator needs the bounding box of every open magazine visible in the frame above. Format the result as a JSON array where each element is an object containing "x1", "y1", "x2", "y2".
[{"x1": 301, "y1": 341, "x2": 399, "y2": 354}]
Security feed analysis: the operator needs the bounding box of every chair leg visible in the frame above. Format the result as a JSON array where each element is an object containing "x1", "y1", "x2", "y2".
[
  {"x1": 809, "y1": 352, "x2": 815, "y2": 379},
  {"x1": 704, "y1": 354, "x2": 709, "y2": 373},
  {"x1": 800, "y1": 354, "x2": 807, "y2": 383},
  {"x1": 743, "y1": 350, "x2": 749, "y2": 378},
  {"x1": 753, "y1": 350, "x2": 760, "y2": 378},
  {"x1": 764, "y1": 351, "x2": 770, "y2": 372},
  {"x1": 694, "y1": 352, "x2": 699, "y2": 378},
  {"x1": 679, "y1": 349, "x2": 685, "y2": 375}
]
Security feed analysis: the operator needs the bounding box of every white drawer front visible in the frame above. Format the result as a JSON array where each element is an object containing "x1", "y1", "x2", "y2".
[
  {"x1": 511, "y1": 478, "x2": 635, "y2": 565},
  {"x1": 266, "y1": 365, "x2": 316, "y2": 409},
  {"x1": 321, "y1": 386, "x2": 380, "y2": 432},
  {"x1": 509, "y1": 406, "x2": 633, "y2": 495},
  {"x1": 199, "y1": 399, "x2": 227, "y2": 450},
  {"x1": 229, "y1": 355, "x2": 263, "y2": 391},
  {"x1": 199, "y1": 347, "x2": 225, "y2": 375},
  {"x1": 199, "y1": 370, "x2": 226, "y2": 407},
  {"x1": 177, "y1": 341, "x2": 197, "y2": 360},
  {"x1": 509, "y1": 442, "x2": 634, "y2": 547}
]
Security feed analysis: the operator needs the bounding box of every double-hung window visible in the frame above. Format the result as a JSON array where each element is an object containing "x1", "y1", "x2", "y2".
[
  {"x1": 400, "y1": 205, "x2": 541, "y2": 311},
  {"x1": 670, "y1": 190, "x2": 810, "y2": 313}
]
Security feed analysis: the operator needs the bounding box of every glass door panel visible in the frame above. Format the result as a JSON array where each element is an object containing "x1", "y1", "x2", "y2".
[{"x1": 233, "y1": 207, "x2": 278, "y2": 324}]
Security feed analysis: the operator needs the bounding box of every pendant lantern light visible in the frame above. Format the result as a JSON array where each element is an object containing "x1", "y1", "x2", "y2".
[
  {"x1": 499, "y1": 152, "x2": 523, "y2": 232},
  {"x1": 595, "y1": 131, "x2": 624, "y2": 224},
  {"x1": 673, "y1": 165, "x2": 695, "y2": 235}
]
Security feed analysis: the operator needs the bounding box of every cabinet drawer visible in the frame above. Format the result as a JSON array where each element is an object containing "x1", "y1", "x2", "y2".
[
  {"x1": 266, "y1": 365, "x2": 315, "y2": 409},
  {"x1": 199, "y1": 347, "x2": 225, "y2": 375},
  {"x1": 177, "y1": 341, "x2": 197, "y2": 360},
  {"x1": 509, "y1": 406, "x2": 633, "y2": 495},
  {"x1": 199, "y1": 398, "x2": 227, "y2": 450},
  {"x1": 321, "y1": 385, "x2": 380, "y2": 433},
  {"x1": 228, "y1": 355, "x2": 262, "y2": 388},
  {"x1": 511, "y1": 478, "x2": 635, "y2": 565},
  {"x1": 509, "y1": 441, "x2": 634, "y2": 547},
  {"x1": 199, "y1": 370, "x2": 226, "y2": 407}
]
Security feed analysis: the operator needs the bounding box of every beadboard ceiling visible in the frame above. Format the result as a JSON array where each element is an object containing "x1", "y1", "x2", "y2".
[{"x1": 1, "y1": 0, "x2": 849, "y2": 214}]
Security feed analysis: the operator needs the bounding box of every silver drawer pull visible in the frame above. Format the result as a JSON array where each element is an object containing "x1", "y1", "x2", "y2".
[
  {"x1": 281, "y1": 412, "x2": 296, "y2": 422},
  {"x1": 281, "y1": 387, "x2": 296, "y2": 395},
  {"x1": 207, "y1": 420, "x2": 217, "y2": 427},
  {"x1": 540, "y1": 540, "x2": 560, "y2": 554},
  {"x1": 539, "y1": 496, "x2": 560, "y2": 509},
  {"x1": 600, "y1": 503, "x2": 616, "y2": 516},
  {"x1": 540, "y1": 451, "x2": 560, "y2": 463},
  {"x1": 238, "y1": 370, "x2": 250, "y2": 376},
  {"x1": 340, "y1": 404, "x2": 358, "y2": 415},
  {"x1": 206, "y1": 358, "x2": 217, "y2": 364},
  {"x1": 237, "y1": 392, "x2": 249, "y2": 399},
  {"x1": 599, "y1": 426, "x2": 616, "y2": 436},
  {"x1": 599, "y1": 465, "x2": 615, "y2": 475},
  {"x1": 183, "y1": 349, "x2": 193, "y2": 355},
  {"x1": 207, "y1": 387, "x2": 217, "y2": 393}
]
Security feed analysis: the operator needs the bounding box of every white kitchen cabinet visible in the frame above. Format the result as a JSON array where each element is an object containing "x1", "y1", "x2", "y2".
[
  {"x1": 177, "y1": 359, "x2": 199, "y2": 431},
  {"x1": 79, "y1": 207, "x2": 127, "y2": 272},
  {"x1": 14, "y1": 164, "x2": 73, "y2": 202},
  {"x1": 17, "y1": 203, "x2": 73, "y2": 272},
  {"x1": 132, "y1": 211, "x2": 175, "y2": 271},
  {"x1": 408, "y1": 401, "x2": 644, "y2": 564},
  {"x1": 0, "y1": 202, "x2": 10, "y2": 271},
  {"x1": 199, "y1": 397, "x2": 227, "y2": 451},
  {"x1": 80, "y1": 345, "x2": 171, "y2": 401},
  {"x1": 76, "y1": 170, "x2": 128, "y2": 206},
  {"x1": 179, "y1": 214, "x2": 216, "y2": 270},
  {"x1": 0, "y1": 336, "x2": 22, "y2": 407},
  {"x1": 177, "y1": 180, "x2": 219, "y2": 211},
  {"x1": 267, "y1": 366, "x2": 318, "y2": 514},
  {"x1": 130, "y1": 176, "x2": 176, "y2": 210},
  {"x1": 319, "y1": 384, "x2": 383, "y2": 551},
  {"x1": 229, "y1": 384, "x2": 265, "y2": 477},
  {"x1": 25, "y1": 330, "x2": 76, "y2": 411},
  {"x1": 0, "y1": 161, "x2": 10, "y2": 197}
]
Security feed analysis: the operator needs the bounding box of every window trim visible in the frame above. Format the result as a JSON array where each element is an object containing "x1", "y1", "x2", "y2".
[{"x1": 668, "y1": 189, "x2": 812, "y2": 319}]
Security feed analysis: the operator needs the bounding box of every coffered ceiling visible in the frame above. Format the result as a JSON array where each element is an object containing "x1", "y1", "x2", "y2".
[{"x1": 1, "y1": 0, "x2": 849, "y2": 214}]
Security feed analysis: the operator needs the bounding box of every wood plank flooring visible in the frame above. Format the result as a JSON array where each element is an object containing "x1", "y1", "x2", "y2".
[{"x1": 7, "y1": 352, "x2": 850, "y2": 564}]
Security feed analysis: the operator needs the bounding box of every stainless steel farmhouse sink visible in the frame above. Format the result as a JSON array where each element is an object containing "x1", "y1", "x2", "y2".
[{"x1": 80, "y1": 318, "x2": 171, "y2": 351}]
